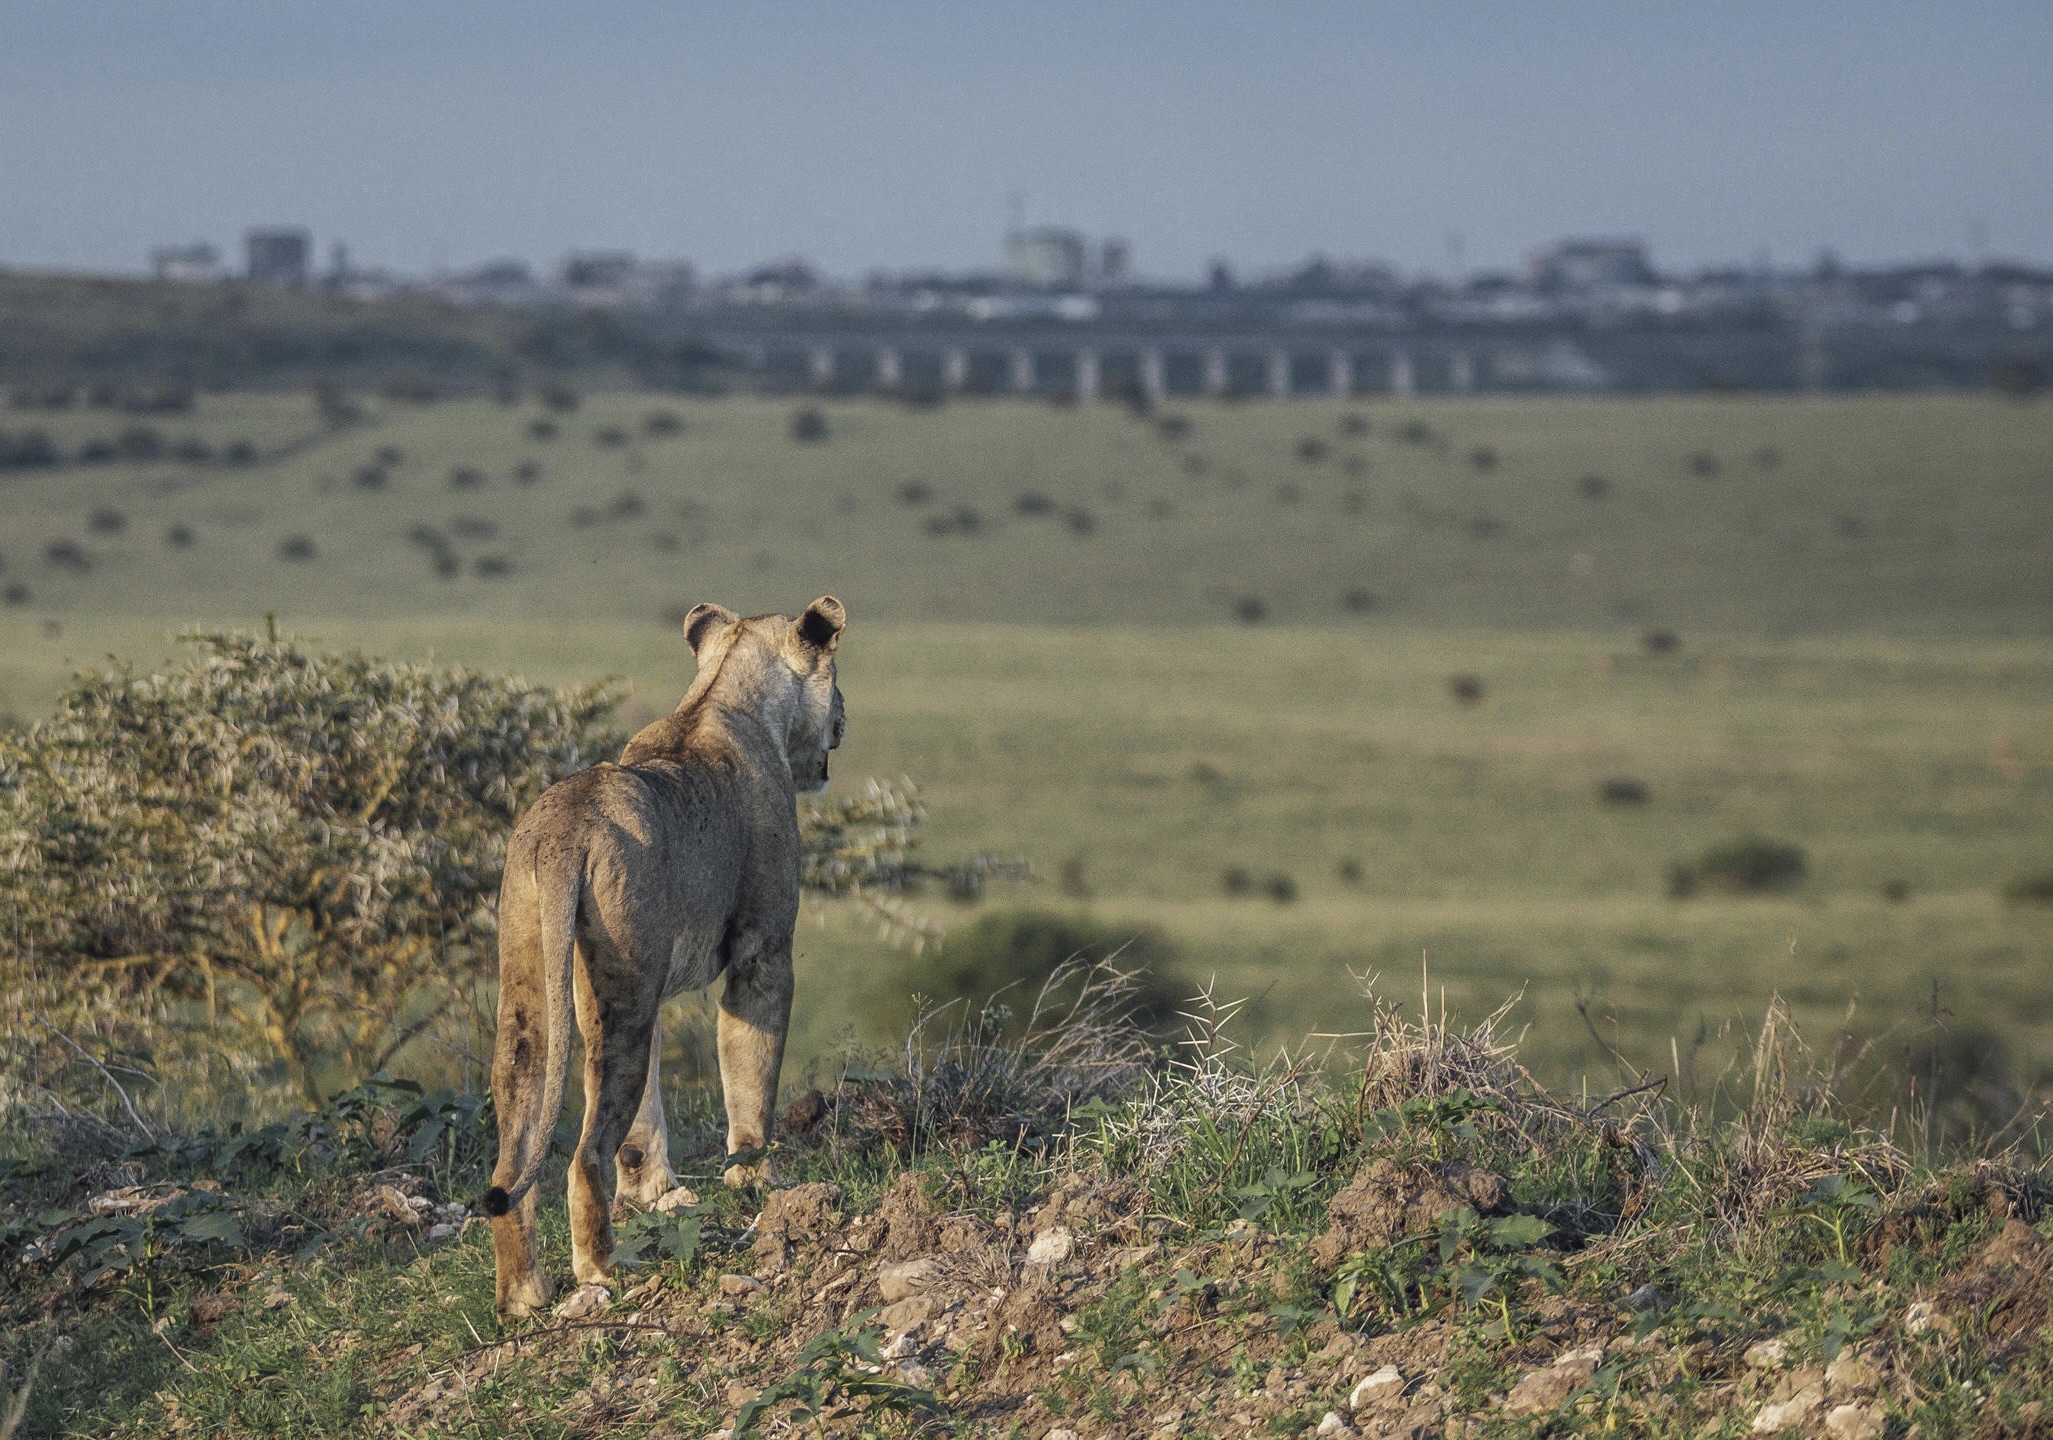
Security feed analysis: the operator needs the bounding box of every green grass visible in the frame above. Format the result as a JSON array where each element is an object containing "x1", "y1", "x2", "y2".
[{"x1": 2, "y1": 391, "x2": 2050, "y2": 1097}]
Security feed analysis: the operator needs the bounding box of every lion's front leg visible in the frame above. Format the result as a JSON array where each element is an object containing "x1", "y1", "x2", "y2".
[{"x1": 716, "y1": 945, "x2": 792, "y2": 1188}]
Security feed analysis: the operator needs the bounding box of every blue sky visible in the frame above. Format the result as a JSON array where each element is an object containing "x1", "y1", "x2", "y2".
[{"x1": 2, "y1": 2, "x2": 2047, "y2": 280}]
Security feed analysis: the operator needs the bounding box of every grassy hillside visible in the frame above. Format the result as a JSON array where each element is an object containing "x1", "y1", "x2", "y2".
[{"x1": 2, "y1": 985, "x2": 2048, "y2": 1438}]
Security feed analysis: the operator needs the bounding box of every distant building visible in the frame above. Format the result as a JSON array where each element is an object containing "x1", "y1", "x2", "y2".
[
  {"x1": 245, "y1": 228, "x2": 312, "y2": 287},
  {"x1": 1526, "y1": 238, "x2": 1655, "y2": 291},
  {"x1": 1006, "y1": 227, "x2": 1087, "y2": 288},
  {"x1": 151, "y1": 243, "x2": 222, "y2": 283},
  {"x1": 1097, "y1": 238, "x2": 1131, "y2": 288}
]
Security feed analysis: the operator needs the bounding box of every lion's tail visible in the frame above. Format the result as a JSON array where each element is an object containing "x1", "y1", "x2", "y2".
[{"x1": 481, "y1": 844, "x2": 579, "y2": 1218}]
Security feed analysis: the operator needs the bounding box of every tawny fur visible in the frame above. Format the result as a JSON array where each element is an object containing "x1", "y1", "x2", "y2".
[{"x1": 482, "y1": 596, "x2": 845, "y2": 1315}]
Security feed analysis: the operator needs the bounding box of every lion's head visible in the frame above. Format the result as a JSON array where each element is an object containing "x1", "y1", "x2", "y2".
[{"x1": 681, "y1": 595, "x2": 846, "y2": 793}]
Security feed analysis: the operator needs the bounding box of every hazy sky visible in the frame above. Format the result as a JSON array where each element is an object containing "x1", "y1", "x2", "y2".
[{"x1": 3, "y1": 2, "x2": 2047, "y2": 282}]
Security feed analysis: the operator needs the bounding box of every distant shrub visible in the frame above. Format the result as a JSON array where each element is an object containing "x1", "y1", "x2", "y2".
[
  {"x1": 171, "y1": 437, "x2": 212, "y2": 464},
  {"x1": 86, "y1": 381, "x2": 122, "y2": 409},
  {"x1": 1232, "y1": 595, "x2": 1268, "y2": 624},
  {"x1": 352, "y1": 464, "x2": 388, "y2": 491},
  {"x1": 43, "y1": 539, "x2": 91, "y2": 573},
  {"x1": 1990, "y1": 354, "x2": 2047, "y2": 400},
  {"x1": 1220, "y1": 865, "x2": 1254, "y2": 897},
  {"x1": 1687, "y1": 451, "x2": 1720, "y2": 477},
  {"x1": 1642, "y1": 628, "x2": 1682, "y2": 655},
  {"x1": 448, "y1": 515, "x2": 497, "y2": 540},
  {"x1": 1468, "y1": 445, "x2": 1499, "y2": 470},
  {"x1": 1343, "y1": 587, "x2": 1376, "y2": 613},
  {"x1": 2, "y1": 582, "x2": 28, "y2": 605},
  {"x1": 1339, "y1": 413, "x2": 1370, "y2": 437},
  {"x1": 1396, "y1": 419, "x2": 1437, "y2": 446},
  {"x1": 165, "y1": 523, "x2": 195, "y2": 549},
  {"x1": 1063, "y1": 507, "x2": 1097, "y2": 536},
  {"x1": 592, "y1": 424, "x2": 630, "y2": 448},
  {"x1": 513, "y1": 459, "x2": 542, "y2": 484},
  {"x1": 1579, "y1": 473, "x2": 1610, "y2": 499},
  {"x1": 1335, "y1": 856, "x2": 1364, "y2": 885},
  {"x1": 117, "y1": 425, "x2": 164, "y2": 461},
  {"x1": 493, "y1": 378, "x2": 524, "y2": 406},
  {"x1": 1672, "y1": 837, "x2": 1808, "y2": 897},
  {"x1": 277, "y1": 535, "x2": 317, "y2": 562},
  {"x1": 609, "y1": 490, "x2": 645, "y2": 520},
  {"x1": 538, "y1": 383, "x2": 581, "y2": 413},
  {"x1": 1014, "y1": 491, "x2": 1056, "y2": 518},
  {"x1": 789, "y1": 406, "x2": 830, "y2": 443},
  {"x1": 642, "y1": 408, "x2": 685, "y2": 437},
  {"x1": 1881, "y1": 878, "x2": 1911, "y2": 904},
  {"x1": 381, "y1": 374, "x2": 442, "y2": 404},
  {"x1": 1156, "y1": 414, "x2": 1192, "y2": 441},
  {"x1": 473, "y1": 555, "x2": 513, "y2": 579},
  {"x1": 1446, "y1": 674, "x2": 1485, "y2": 706},
  {"x1": 374, "y1": 446, "x2": 406, "y2": 468},
  {"x1": 1598, "y1": 777, "x2": 1650, "y2": 805},
  {"x1": 313, "y1": 383, "x2": 362, "y2": 428},
  {"x1": 1295, "y1": 436, "x2": 1329, "y2": 463},
  {"x1": 76, "y1": 438, "x2": 117, "y2": 465},
  {"x1": 883, "y1": 909, "x2": 1183, "y2": 1039},
  {"x1": 447, "y1": 465, "x2": 486, "y2": 490},
  {"x1": 223, "y1": 439, "x2": 258, "y2": 466},
  {"x1": 87, "y1": 508, "x2": 127, "y2": 536},
  {"x1": 1263, "y1": 872, "x2": 1298, "y2": 903},
  {"x1": 526, "y1": 418, "x2": 559, "y2": 442},
  {"x1": 1999, "y1": 872, "x2": 2053, "y2": 906},
  {"x1": 895, "y1": 480, "x2": 934, "y2": 507}
]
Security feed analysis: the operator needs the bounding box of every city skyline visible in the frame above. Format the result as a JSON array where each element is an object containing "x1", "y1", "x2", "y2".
[{"x1": 3, "y1": 3, "x2": 2048, "y2": 281}]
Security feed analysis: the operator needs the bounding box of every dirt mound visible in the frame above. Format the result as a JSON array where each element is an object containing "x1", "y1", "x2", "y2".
[
  {"x1": 1927, "y1": 1218, "x2": 2053, "y2": 1353},
  {"x1": 1310, "y1": 1157, "x2": 1511, "y2": 1269},
  {"x1": 750, "y1": 1181, "x2": 842, "y2": 1271}
]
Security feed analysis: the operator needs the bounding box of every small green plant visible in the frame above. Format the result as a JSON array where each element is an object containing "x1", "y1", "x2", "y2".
[
  {"x1": 1362, "y1": 1087, "x2": 1500, "y2": 1159},
  {"x1": 1787, "y1": 1173, "x2": 1881, "y2": 1273},
  {"x1": 1235, "y1": 1165, "x2": 1319, "y2": 1224},
  {"x1": 733, "y1": 1311, "x2": 945, "y2": 1436},
  {"x1": 1669, "y1": 836, "x2": 1808, "y2": 897},
  {"x1": 1332, "y1": 1206, "x2": 1561, "y2": 1341}
]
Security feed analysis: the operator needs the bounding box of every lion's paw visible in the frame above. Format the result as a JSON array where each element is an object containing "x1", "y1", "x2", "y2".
[{"x1": 552, "y1": 1283, "x2": 612, "y2": 1320}]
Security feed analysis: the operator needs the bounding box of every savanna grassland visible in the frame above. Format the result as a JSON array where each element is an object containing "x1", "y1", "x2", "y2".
[{"x1": 2, "y1": 389, "x2": 2051, "y2": 1095}]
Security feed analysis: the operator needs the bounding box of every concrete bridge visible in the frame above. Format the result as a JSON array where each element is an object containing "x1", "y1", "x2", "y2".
[{"x1": 721, "y1": 337, "x2": 1500, "y2": 400}]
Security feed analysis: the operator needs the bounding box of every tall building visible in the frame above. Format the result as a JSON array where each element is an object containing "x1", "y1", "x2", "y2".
[
  {"x1": 1526, "y1": 238, "x2": 1655, "y2": 291},
  {"x1": 245, "y1": 228, "x2": 312, "y2": 287},
  {"x1": 1006, "y1": 227, "x2": 1087, "y2": 289},
  {"x1": 1097, "y1": 238, "x2": 1131, "y2": 288}
]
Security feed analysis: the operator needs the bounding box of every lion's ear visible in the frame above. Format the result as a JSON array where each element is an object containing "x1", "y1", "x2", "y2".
[
  {"x1": 796, "y1": 596, "x2": 846, "y2": 653},
  {"x1": 682, "y1": 602, "x2": 739, "y2": 655}
]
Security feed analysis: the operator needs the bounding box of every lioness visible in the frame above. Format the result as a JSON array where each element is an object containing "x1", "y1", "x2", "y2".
[{"x1": 481, "y1": 596, "x2": 846, "y2": 1316}]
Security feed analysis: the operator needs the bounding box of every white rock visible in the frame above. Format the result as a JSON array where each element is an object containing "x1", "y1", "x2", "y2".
[
  {"x1": 879, "y1": 1257, "x2": 940, "y2": 1302},
  {"x1": 552, "y1": 1283, "x2": 612, "y2": 1319},
  {"x1": 1027, "y1": 1226, "x2": 1076, "y2": 1264},
  {"x1": 897, "y1": 1361, "x2": 934, "y2": 1388},
  {"x1": 1316, "y1": 1411, "x2": 1354, "y2": 1436},
  {"x1": 1348, "y1": 1365, "x2": 1405, "y2": 1409},
  {"x1": 1824, "y1": 1403, "x2": 1885, "y2": 1440},
  {"x1": 1752, "y1": 1387, "x2": 1825, "y2": 1434},
  {"x1": 1904, "y1": 1301, "x2": 1940, "y2": 1335},
  {"x1": 654, "y1": 1185, "x2": 700, "y2": 1213},
  {"x1": 426, "y1": 1223, "x2": 460, "y2": 1242},
  {"x1": 1745, "y1": 1339, "x2": 1790, "y2": 1369},
  {"x1": 881, "y1": 1332, "x2": 918, "y2": 1360},
  {"x1": 1046, "y1": 1429, "x2": 1082, "y2": 1440}
]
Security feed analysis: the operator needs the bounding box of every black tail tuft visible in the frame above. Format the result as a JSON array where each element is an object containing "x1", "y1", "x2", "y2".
[{"x1": 481, "y1": 1186, "x2": 512, "y2": 1217}]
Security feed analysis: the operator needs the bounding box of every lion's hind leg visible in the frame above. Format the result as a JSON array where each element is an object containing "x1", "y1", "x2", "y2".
[
  {"x1": 567, "y1": 992, "x2": 659, "y2": 1291},
  {"x1": 614, "y1": 1024, "x2": 682, "y2": 1209}
]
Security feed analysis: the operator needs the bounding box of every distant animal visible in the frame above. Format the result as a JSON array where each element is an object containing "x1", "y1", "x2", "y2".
[{"x1": 482, "y1": 596, "x2": 847, "y2": 1316}]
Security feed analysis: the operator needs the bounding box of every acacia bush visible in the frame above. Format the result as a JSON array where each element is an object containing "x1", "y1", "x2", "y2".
[{"x1": 0, "y1": 632, "x2": 623, "y2": 1103}]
